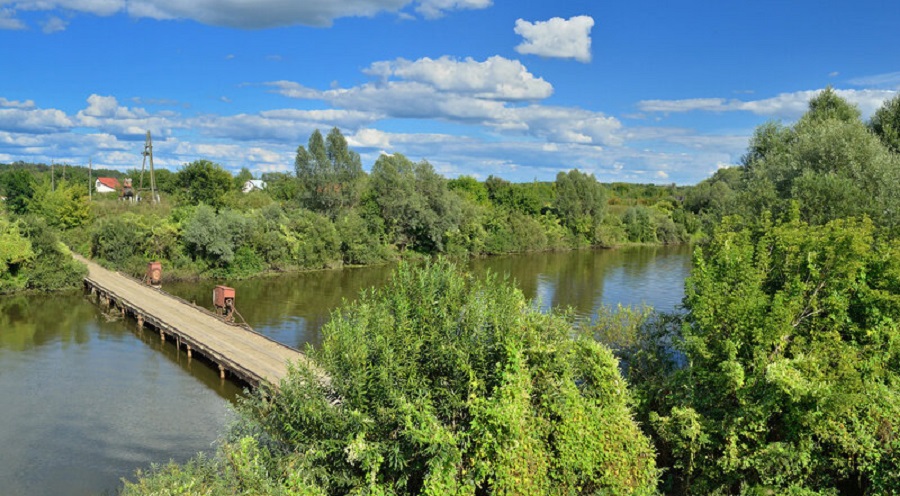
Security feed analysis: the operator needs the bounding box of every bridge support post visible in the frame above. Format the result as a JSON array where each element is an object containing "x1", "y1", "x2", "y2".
[
  {"x1": 136, "y1": 315, "x2": 144, "y2": 329},
  {"x1": 160, "y1": 329, "x2": 165, "y2": 341},
  {"x1": 218, "y1": 364, "x2": 225, "y2": 379},
  {"x1": 186, "y1": 345, "x2": 192, "y2": 359}
]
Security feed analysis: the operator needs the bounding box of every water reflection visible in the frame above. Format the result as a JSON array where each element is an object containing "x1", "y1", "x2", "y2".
[
  {"x1": 166, "y1": 245, "x2": 693, "y2": 349},
  {"x1": 0, "y1": 293, "x2": 240, "y2": 496}
]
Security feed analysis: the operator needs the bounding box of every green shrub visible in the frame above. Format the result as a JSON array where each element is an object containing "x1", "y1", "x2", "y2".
[{"x1": 240, "y1": 259, "x2": 658, "y2": 494}]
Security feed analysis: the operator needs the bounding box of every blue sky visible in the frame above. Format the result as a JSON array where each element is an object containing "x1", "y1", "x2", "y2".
[{"x1": 0, "y1": 0, "x2": 898, "y2": 184}]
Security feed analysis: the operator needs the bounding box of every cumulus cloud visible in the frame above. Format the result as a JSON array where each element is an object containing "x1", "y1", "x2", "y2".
[
  {"x1": 267, "y1": 54, "x2": 620, "y2": 146},
  {"x1": 0, "y1": 0, "x2": 490, "y2": 29},
  {"x1": 0, "y1": 97, "x2": 36, "y2": 109},
  {"x1": 638, "y1": 88, "x2": 897, "y2": 119},
  {"x1": 75, "y1": 94, "x2": 181, "y2": 138},
  {"x1": 364, "y1": 56, "x2": 552, "y2": 100},
  {"x1": 514, "y1": 15, "x2": 594, "y2": 63}
]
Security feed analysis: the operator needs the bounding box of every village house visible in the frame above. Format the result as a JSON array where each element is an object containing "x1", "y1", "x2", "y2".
[
  {"x1": 242, "y1": 179, "x2": 266, "y2": 193},
  {"x1": 95, "y1": 177, "x2": 121, "y2": 194}
]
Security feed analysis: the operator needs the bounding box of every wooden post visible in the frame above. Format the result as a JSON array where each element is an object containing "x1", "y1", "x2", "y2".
[
  {"x1": 186, "y1": 345, "x2": 192, "y2": 359},
  {"x1": 160, "y1": 329, "x2": 165, "y2": 341},
  {"x1": 136, "y1": 315, "x2": 144, "y2": 329},
  {"x1": 218, "y1": 364, "x2": 226, "y2": 379}
]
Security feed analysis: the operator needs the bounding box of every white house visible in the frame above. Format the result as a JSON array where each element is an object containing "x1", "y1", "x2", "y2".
[
  {"x1": 242, "y1": 179, "x2": 266, "y2": 193},
  {"x1": 95, "y1": 177, "x2": 121, "y2": 194}
]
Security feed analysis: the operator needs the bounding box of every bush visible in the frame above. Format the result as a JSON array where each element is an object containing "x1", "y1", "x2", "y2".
[{"x1": 238, "y1": 259, "x2": 658, "y2": 494}]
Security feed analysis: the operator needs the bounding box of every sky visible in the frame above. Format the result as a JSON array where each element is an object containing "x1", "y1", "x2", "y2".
[{"x1": 0, "y1": 0, "x2": 898, "y2": 184}]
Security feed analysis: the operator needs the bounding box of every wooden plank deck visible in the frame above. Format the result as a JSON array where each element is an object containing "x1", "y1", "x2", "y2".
[{"x1": 75, "y1": 255, "x2": 315, "y2": 387}]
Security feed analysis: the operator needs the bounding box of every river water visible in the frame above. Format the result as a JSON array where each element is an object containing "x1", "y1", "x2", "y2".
[{"x1": 0, "y1": 245, "x2": 691, "y2": 495}]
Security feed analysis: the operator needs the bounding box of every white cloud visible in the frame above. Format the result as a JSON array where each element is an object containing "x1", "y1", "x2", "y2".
[
  {"x1": 848, "y1": 71, "x2": 900, "y2": 89},
  {"x1": 514, "y1": 15, "x2": 594, "y2": 63},
  {"x1": 0, "y1": 97, "x2": 36, "y2": 109},
  {"x1": 415, "y1": 0, "x2": 490, "y2": 19},
  {"x1": 267, "y1": 55, "x2": 621, "y2": 146},
  {"x1": 638, "y1": 88, "x2": 897, "y2": 119},
  {"x1": 0, "y1": 7, "x2": 26, "y2": 29},
  {"x1": 0, "y1": 107, "x2": 74, "y2": 133},
  {"x1": 41, "y1": 15, "x2": 67, "y2": 32},
  {"x1": 0, "y1": 0, "x2": 490, "y2": 29},
  {"x1": 75, "y1": 94, "x2": 180, "y2": 137},
  {"x1": 364, "y1": 56, "x2": 552, "y2": 100}
]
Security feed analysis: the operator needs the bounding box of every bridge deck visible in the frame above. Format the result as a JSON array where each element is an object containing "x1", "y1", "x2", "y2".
[{"x1": 76, "y1": 255, "x2": 313, "y2": 387}]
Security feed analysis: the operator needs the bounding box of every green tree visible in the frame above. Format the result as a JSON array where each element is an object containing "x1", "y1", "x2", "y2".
[
  {"x1": 182, "y1": 205, "x2": 250, "y2": 267},
  {"x1": 871, "y1": 93, "x2": 900, "y2": 153},
  {"x1": 295, "y1": 128, "x2": 365, "y2": 217},
  {"x1": 174, "y1": 160, "x2": 234, "y2": 208},
  {"x1": 648, "y1": 217, "x2": 900, "y2": 494},
  {"x1": 0, "y1": 169, "x2": 36, "y2": 215},
  {"x1": 0, "y1": 215, "x2": 33, "y2": 291},
  {"x1": 733, "y1": 89, "x2": 900, "y2": 233},
  {"x1": 554, "y1": 169, "x2": 607, "y2": 241},
  {"x1": 233, "y1": 166, "x2": 253, "y2": 191},
  {"x1": 28, "y1": 179, "x2": 92, "y2": 229},
  {"x1": 370, "y1": 153, "x2": 461, "y2": 253}
]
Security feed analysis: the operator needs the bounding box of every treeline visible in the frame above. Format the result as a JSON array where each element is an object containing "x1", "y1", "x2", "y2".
[
  {"x1": 123, "y1": 89, "x2": 900, "y2": 495},
  {"x1": 0, "y1": 129, "x2": 696, "y2": 286}
]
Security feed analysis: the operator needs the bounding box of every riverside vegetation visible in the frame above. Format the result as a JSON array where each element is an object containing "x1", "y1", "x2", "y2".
[
  {"x1": 1, "y1": 128, "x2": 695, "y2": 290},
  {"x1": 4, "y1": 89, "x2": 900, "y2": 494}
]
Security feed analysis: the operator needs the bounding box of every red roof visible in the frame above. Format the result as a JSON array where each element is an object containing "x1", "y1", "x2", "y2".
[{"x1": 97, "y1": 177, "x2": 121, "y2": 189}]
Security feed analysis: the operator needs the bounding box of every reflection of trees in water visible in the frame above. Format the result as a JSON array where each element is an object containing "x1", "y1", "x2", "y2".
[
  {"x1": 165, "y1": 265, "x2": 398, "y2": 348},
  {"x1": 163, "y1": 247, "x2": 691, "y2": 348},
  {"x1": 0, "y1": 293, "x2": 100, "y2": 351}
]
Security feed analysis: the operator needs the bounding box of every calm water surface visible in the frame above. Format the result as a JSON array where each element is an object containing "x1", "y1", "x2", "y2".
[{"x1": 0, "y1": 245, "x2": 690, "y2": 495}]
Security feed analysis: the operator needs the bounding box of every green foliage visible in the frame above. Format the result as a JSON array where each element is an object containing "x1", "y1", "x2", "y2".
[
  {"x1": 647, "y1": 217, "x2": 900, "y2": 494},
  {"x1": 237, "y1": 259, "x2": 658, "y2": 494},
  {"x1": 0, "y1": 169, "x2": 36, "y2": 215},
  {"x1": 447, "y1": 175, "x2": 489, "y2": 204},
  {"x1": 280, "y1": 208, "x2": 341, "y2": 269},
  {"x1": 700, "y1": 89, "x2": 900, "y2": 236},
  {"x1": 174, "y1": 160, "x2": 234, "y2": 208},
  {"x1": 871, "y1": 93, "x2": 900, "y2": 154},
  {"x1": 234, "y1": 166, "x2": 254, "y2": 190},
  {"x1": 370, "y1": 154, "x2": 461, "y2": 253},
  {"x1": 335, "y1": 210, "x2": 392, "y2": 266},
  {"x1": 90, "y1": 213, "x2": 181, "y2": 269},
  {"x1": 624, "y1": 206, "x2": 656, "y2": 243},
  {"x1": 295, "y1": 128, "x2": 365, "y2": 217},
  {"x1": 28, "y1": 179, "x2": 92, "y2": 229},
  {"x1": 0, "y1": 215, "x2": 33, "y2": 291},
  {"x1": 554, "y1": 169, "x2": 607, "y2": 242},
  {"x1": 15, "y1": 215, "x2": 86, "y2": 291},
  {"x1": 262, "y1": 172, "x2": 302, "y2": 202},
  {"x1": 182, "y1": 205, "x2": 250, "y2": 268}
]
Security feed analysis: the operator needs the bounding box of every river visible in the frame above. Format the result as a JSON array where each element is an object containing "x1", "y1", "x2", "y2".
[{"x1": 0, "y1": 245, "x2": 691, "y2": 495}]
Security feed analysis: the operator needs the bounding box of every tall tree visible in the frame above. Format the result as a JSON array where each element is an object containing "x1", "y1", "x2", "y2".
[
  {"x1": 370, "y1": 153, "x2": 460, "y2": 252},
  {"x1": 0, "y1": 170, "x2": 36, "y2": 215},
  {"x1": 554, "y1": 169, "x2": 607, "y2": 241},
  {"x1": 295, "y1": 128, "x2": 364, "y2": 217},
  {"x1": 174, "y1": 160, "x2": 234, "y2": 208},
  {"x1": 871, "y1": 93, "x2": 900, "y2": 154}
]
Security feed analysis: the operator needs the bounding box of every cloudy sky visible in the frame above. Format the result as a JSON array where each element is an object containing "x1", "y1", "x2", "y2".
[{"x1": 1, "y1": 0, "x2": 898, "y2": 184}]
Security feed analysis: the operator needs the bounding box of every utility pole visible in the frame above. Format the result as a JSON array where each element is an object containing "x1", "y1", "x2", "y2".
[{"x1": 89, "y1": 158, "x2": 93, "y2": 201}]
